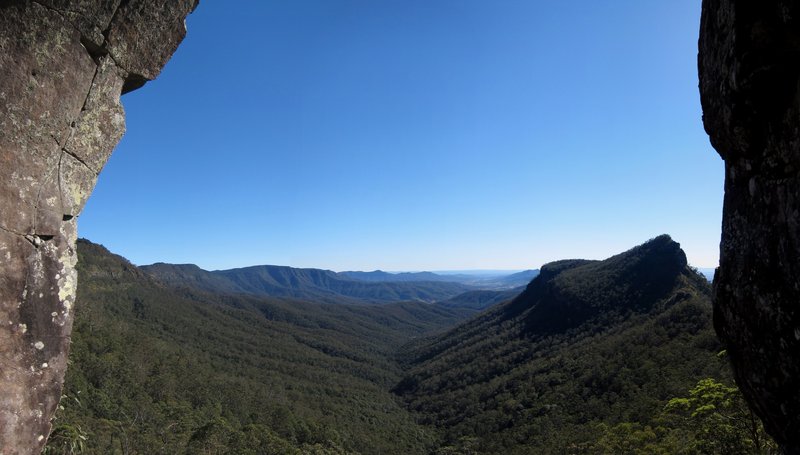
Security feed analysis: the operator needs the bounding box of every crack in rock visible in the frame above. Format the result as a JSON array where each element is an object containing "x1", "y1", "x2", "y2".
[{"x1": 0, "y1": 1, "x2": 198, "y2": 453}]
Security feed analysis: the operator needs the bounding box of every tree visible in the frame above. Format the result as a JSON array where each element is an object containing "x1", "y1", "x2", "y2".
[
  {"x1": 590, "y1": 377, "x2": 778, "y2": 455},
  {"x1": 663, "y1": 377, "x2": 777, "y2": 454}
]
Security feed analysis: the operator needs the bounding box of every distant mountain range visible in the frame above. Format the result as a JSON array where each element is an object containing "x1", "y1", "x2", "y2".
[
  {"x1": 141, "y1": 262, "x2": 475, "y2": 304},
  {"x1": 141, "y1": 262, "x2": 537, "y2": 305},
  {"x1": 476, "y1": 268, "x2": 539, "y2": 288},
  {"x1": 340, "y1": 270, "x2": 454, "y2": 283},
  {"x1": 340, "y1": 269, "x2": 539, "y2": 290}
]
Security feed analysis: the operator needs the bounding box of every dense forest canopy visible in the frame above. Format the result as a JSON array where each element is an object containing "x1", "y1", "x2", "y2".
[{"x1": 46, "y1": 237, "x2": 773, "y2": 454}]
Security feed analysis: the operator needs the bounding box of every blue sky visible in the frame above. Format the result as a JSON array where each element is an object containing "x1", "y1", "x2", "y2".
[{"x1": 79, "y1": 0, "x2": 722, "y2": 271}]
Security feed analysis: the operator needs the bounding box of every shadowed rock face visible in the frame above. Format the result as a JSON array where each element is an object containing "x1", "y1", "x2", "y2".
[
  {"x1": 699, "y1": 1, "x2": 800, "y2": 453},
  {"x1": 0, "y1": 1, "x2": 197, "y2": 453}
]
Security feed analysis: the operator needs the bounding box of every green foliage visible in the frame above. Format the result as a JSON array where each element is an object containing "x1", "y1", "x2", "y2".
[
  {"x1": 661, "y1": 378, "x2": 777, "y2": 454},
  {"x1": 589, "y1": 377, "x2": 778, "y2": 454},
  {"x1": 396, "y1": 295, "x2": 726, "y2": 453},
  {"x1": 591, "y1": 422, "x2": 674, "y2": 455},
  {"x1": 434, "y1": 436, "x2": 481, "y2": 454},
  {"x1": 42, "y1": 423, "x2": 89, "y2": 455}
]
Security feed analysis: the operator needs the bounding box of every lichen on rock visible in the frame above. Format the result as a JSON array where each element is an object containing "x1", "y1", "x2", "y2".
[{"x1": 0, "y1": 1, "x2": 197, "y2": 453}]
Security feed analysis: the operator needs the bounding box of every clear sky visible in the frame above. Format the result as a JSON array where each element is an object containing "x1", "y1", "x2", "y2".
[{"x1": 79, "y1": 0, "x2": 723, "y2": 272}]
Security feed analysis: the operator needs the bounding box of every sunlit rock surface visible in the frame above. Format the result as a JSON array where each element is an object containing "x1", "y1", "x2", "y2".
[
  {"x1": 0, "y1": 1, "x2": 197, "y2": 452},
  {"x1": 699, "y1": 1, "x2": 800, "y2": 453}
]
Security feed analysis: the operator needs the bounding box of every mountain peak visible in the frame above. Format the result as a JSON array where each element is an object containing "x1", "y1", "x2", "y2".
[
  {"x1": 537, "y1": 259, "x2": 596, "y2": 280},
  {"x1": 600, "y1": 233, "x2": 687, "y2": 278},
  {"x1": 625, "y1": 233, "x2": 684, "y2": 261},
  {"x1": 503, "y1": 235, "x2": 702, "y2": 336}
]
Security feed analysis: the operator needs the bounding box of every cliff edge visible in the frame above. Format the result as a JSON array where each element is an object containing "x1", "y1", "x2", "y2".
[
  {"x1": 0, "y1": 1, "x2": 197, "y2": 453},
  {"x1": 699, "y1": 1, "x2": 800, "y2": 453}
]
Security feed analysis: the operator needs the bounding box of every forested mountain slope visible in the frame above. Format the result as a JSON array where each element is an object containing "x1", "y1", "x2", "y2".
[
  {"x1": 436, "y1": 287, "x2": 524, "y2": 310},
  {"x1": 394, "y1": 235, "x2": 729, "y2": 453},
  {"x1": 142, "y1": 262, "x2": 472, "y2": 304}
]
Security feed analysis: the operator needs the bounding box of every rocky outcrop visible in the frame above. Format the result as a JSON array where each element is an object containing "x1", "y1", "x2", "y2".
[
  {"x1": 0, "y1": 1, "x2": 197, "y2": 453},
  {"x1": 699, "y1": 1, "x2": 800, "y2": 453}
]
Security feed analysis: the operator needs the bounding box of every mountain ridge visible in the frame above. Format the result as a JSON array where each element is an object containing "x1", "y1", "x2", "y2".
[
  {"x1": 514, "y1": 233, "x2": 698, "y2": 335},
  {"x1": 341, "y1": 270, "x2": 453, "y2": 283},
  {"x1": 394, "y1": 235, "x2": 721, "y2": 452},
  {"x1": 141, "y1": 262, "x2": 476, "y2": 305}
]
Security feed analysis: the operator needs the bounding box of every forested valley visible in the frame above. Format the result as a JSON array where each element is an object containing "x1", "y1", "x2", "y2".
[{"x1": 45, "y1": 237, "x2": 774, "y2": 454}]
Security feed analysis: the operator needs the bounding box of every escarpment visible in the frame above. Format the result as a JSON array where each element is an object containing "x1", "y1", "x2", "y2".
[
  {"x1": 699, "y1": 1, "x2": 800, "y2": 453},
  {"x1": 0, "y1": 1, "x2": 197, "y2": 453}
]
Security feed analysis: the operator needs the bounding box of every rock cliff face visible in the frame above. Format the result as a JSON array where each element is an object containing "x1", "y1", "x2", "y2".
[
  {"x1": 699, "y1": 1, "x2": 800, "y2": 453},
  {"x1": 0, "y1": 1, "x2": 197, "y2": 453}
]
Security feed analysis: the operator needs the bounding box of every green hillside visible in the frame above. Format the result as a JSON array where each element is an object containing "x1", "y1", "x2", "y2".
[
  {"x1": 51, "y1": 240, "x2": 474, "y2": 454},
  {"x1": 394, "y1": 235, "x2": 742, "y2": 453}
]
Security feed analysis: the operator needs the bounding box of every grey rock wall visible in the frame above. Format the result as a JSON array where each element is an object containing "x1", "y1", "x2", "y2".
[
  {"x1": 699, "y1": 1, "x2": 800, "y2": 453},
  {"x1": 0, "y1": 1, "x2": 197, "y2": 453}
]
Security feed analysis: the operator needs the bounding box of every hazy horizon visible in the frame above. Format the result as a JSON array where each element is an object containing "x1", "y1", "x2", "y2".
[{"x1": 93, "y1": 235, "x2": 715, "y2": 275}]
